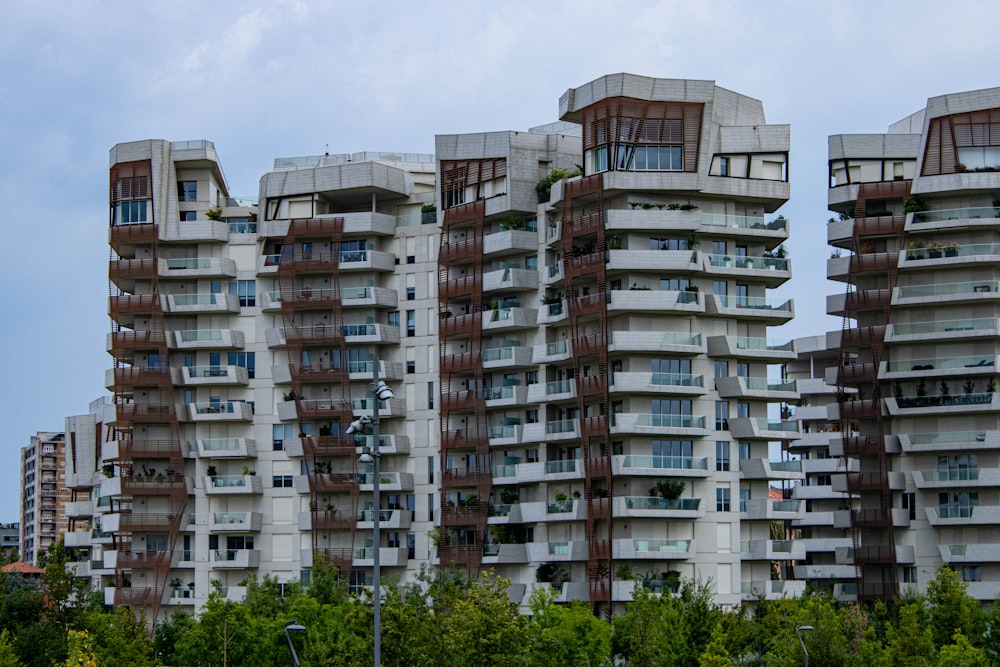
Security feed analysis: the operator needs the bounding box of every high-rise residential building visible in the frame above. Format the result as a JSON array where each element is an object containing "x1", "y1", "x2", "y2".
[
  {"x1": 827, "y1": 86, "x2": 1000, "y2": 601},
  {"x1": 20, "y1": 431, "x2": 69, "y2": 565},
  {"x1": 81, "y1": 73, "x2": 799, "y2": 621},
  {"x1": 0, "y1": 523, "x2": 21, "y2": 561}
]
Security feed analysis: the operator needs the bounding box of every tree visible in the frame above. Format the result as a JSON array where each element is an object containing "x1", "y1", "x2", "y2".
[
  {"x1": 439, "y1": 570, "x2": 527, "y2": 667},
  {"x1": 884, "y1": 602, "x2": 935, "y2": 667},
  {"x1": 937, "y1": 632, "x2": 988, "y2": 667},
  {"x1": 926, "y1": 563, "x2": 982, "y2": 650},
  {"x1": 64, "y1": 629, "x2": 96, "y2": 667},
  {"x1": 172, "y1": 597, "x2": 277, "y2": 667},
  {"x1": 525, "y1": 586, "x2": 611, "y2": 666},
  {"x1": 81, "y1": 606, "x2": 155, "y2": 667},
  {"x1": 0, "y1": 630, "x2": 22, "y2": 667}
]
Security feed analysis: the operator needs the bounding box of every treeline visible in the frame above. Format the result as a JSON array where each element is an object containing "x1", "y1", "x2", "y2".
[{"x1": 4, "y1": 544, "x2": 1000, "y2": 666}]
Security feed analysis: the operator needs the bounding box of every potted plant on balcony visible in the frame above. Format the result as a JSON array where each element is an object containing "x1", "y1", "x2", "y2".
[
  {"x1": 206, "y1": 465, "x2": 218, "y2": 478},
  {"x1": 906, "y1": 241, "x2": 926, "y2": 260},
  {"x1": 903, "y1": 197, "x2": 927, "y2": 214},
  {"x1": 945, "y1": 241, "x2": 959, "y2": 257},
  {"x1": 927, "y1": 242, "x2": 943, "y2": 259},
  {"x1": 170, "y1": 578, "x2": 183, "y2": 598},
  {"x1": 499, "y1": 488, "x2": 519, "y2": 505},
  {"x1": 535, "y1": 562, "x2": 571, "y2": 592},
  {"x1": 421, "y1": 203, "x2": 436, "y2": 225},
  {"x1": 608, "y1": 234, "x2": 623, "y2": 250},
  {"x1": 205, "y1": 207, "x2": 223, "y2": 221}
]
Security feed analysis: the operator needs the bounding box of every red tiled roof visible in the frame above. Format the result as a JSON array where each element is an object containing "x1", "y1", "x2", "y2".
[{"x1": 2, "y1": 561, "x2": 44, "y2": 574}]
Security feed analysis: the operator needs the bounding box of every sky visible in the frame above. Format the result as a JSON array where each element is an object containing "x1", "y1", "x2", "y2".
[{"x1": 1, "y1": 0, "x2": 999, "y2": 520}]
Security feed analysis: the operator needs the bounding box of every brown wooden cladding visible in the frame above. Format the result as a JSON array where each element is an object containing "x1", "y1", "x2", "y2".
[
  {"x1": 581, "y1": 98, "x2": 704, "y2": 172},
  {"x1": 922, "y1": 109, "x2": 1000, "y2": 175},
  {"x1": 440, "y1": 158, "x2": 507, "y2": 191}
]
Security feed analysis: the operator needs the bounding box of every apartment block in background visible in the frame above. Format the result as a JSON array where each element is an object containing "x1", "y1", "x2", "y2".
[
  {"x1": 20, "y1": 431, "x2": 69, "y2": 565},
  {"x1": 827, "y1": 86, "x2": 1000, "y2": 601}
]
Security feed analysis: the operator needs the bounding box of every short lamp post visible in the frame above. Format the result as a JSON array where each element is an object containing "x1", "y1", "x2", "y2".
[
  {"x1": 796, "y1": 625, "x2": 813, "y2": 667},
  {"x1": 284, "y1": 620, "x2": 306, "y2": 667},
  {"x1": 347, "y1": 365, "x2": 394, "y2": 667}
]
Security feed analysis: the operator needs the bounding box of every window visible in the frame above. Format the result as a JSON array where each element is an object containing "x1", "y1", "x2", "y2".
[
  {"x1": 739, "y1": 442, "x2": 752, "y2": 460},
  {"x1": 719, "y1": 156, "x2": 729, "y2": 177},
  {"x1": 178, "y1": 181, "x2": 197, "y2": 202},
  {"x1": 652, "y1": 440, "x2": 692, "y2": 467},
  {"x1": 273, "y1": 475, "x2": 294, "y2": 488},
  {"x1": 181, "y1": 211, "x2": 197, "y2": 221},
  {"x1": 963, "y1": 566, "x2": 982, "y2": 582},
  {"x1": 228, "y1": 352, "x2": 255, "y2": 379},
  {"x1": 387, "y1": 532, "x2": 401, "y2": 548},
  {"x1": 115, "y1": 200, "x2": 148, "y2": 224},
  {"x1": 273, "y1": 424, "x2": 294, "y2": 451},
  {"x1": 632, "y1": 145, "x2": 683, "y2": 171},
  {"x1": 593, "y1": 145, "x2": 608, "y2": 173},
  {"x1": 715, "y1": 401, "x2": 730, "y2": 430},
  {"x1": 407, "y1": 254, "x2": 416, "y2": 265},
  {"x1": 427, "y1": 494, "x2": 434, "y2": 521},
  {"x1": 526, "y1": 370, "x2": 538, "y2": 385},
  {"x1": 525, "y1": 409, "x2": 538, "y2": 424},
  {"x1": 427, "y1": 382, "x2": 434, "y2": 409},
  {"x1": 901, "y1": 492, "x2": 916, "y2": 520},
  {"x1": 443, "y1": 187, "x2": 466, "y2": 209},
  {"x1": 406, "y1": 287, "x2": 415, "y2": 300},
  {"x1": 714, "y1": 360, "x2": 730, "y2": 378},
  {"x1": 739, "y1": 488, "x2": 751, "y2": 512},
  {"x1": 713, "y1": 280, "x2": 728, "y2": 296},
  {"x1": 229, "y1": 280, "x2": 256, "y2": 307},
  {"x1": 937, "y1": 455, "x2": 978, "y2": 480},
  {"x1": 660, "y1": 278, "x2": 691, "y2": 292},
  {"x1": 737, "y1": 401, "x2": 750, "y2": 419},
  {"x1": 406, "y1": 310, "x2": 415, "y2": 337},
  {"x1": 407, "y1": 360, "x2": 415, "y2": 374},
  {"x1": 902, "y1": 567, "x2": 917, "y2": 583},
  {"x1": 407, "y1": 533, "x2": 415, "y2": 559},
  {"x1": 649, "y1": 238, "x2": 690, "y2": 251},
  {"x1": 388, "y1": 311, "x2": 400, "y2": 327},
  {"x1": 939, "y1": 491, "x2": 977, "y2": 518},
  {"x1": 716, "y1": 486, "x2": 731, "y2": 512},
  {"x1": 716, "y1": 441, "x2": 730, "y2": 471}
]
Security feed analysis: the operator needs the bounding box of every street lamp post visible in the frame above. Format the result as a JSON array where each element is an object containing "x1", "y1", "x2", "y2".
[
  {"x1": 284, "y1": 620, "x2": 306, "y2": 667},
  {"x1": 796, "y1": 625, "x2": 813, "y2": 667},
  {"x1": 348, "y1": 364, "x2": 393, "y2": 667}
]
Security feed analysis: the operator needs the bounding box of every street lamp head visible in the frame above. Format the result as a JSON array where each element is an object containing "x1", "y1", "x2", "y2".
[
  {"x1": 374, "y1": 381, "x2": 394, "y2": 401},
  {"x1": 358, "y1": 450, "x2": 374, "y2": 464},
  {"x1": 285, "y1": 620, "x2": 306, "y2": 632},
  {"x1": 797, "y1": 625, "x2": 814, "y2": 632},
  {"x1": 346, "y1": 415, "x2": 372, "y2": 435}
]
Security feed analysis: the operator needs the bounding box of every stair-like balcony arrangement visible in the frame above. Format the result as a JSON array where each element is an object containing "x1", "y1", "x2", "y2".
[
  {"x1": 886, "y1": 317, "x2": 999, "y2": 343},
  {"x1": 612, "y1": 538, "x2": 695, "y2": 560},
  {"x1": 611, "y1": 455, "x2": 711, "y2": 478},
  {"x1": 893, "y1": 279, "x2": 1000, "y2": 307}
]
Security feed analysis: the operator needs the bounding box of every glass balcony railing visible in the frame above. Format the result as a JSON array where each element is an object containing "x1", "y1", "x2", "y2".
[
  {"x1": 341, "y1": 287, "x2": 372, "y2": 300},
  {"x1": 351, "y1": 398, "x2": 389, "y2": 411},
  {"x1": 886, "y1": 355, "x2": 995, "y2": 373},
  {"x1": 768, "y1": 460, "x2": 803, "y2": 473},
  {"x1": 675, "y1": 291, "x2": 699, "y2": 304},
  {"x1": 178, "y1": 329, "x2": 225, "y2": 342},
  {"x1": 546, "y1": 380, "x2": 573, "y2": 394},
  {"x1": 488, "y1": 425, "x2": 516, "y2": 439},
  {"x1": 742, "y1": 377, "x2": 795, "y2": 392},
  {"x1": 213, "y1": 512, "x2": 250, "y2": 524},
  {"x1": 486, "y1": 386, "x2": 517, "y2": 401},
  {"x1": 229, "y1": 221, "x2": 257, "y2": 234},
  {"x1": 545, "y1": 459, "x2": 578, "y2": 474},
  {"x1": 895, "y1": 393, "x2": 992, "y2": 409},
  {"x1": 621, "y1": 455, "x2": 707, "y2": 470},
  {"x1": 911, "y1": 207, "x2": 1000, "y2": 224},
  {"x1": 173, "y1": 293, "x2": 224, "y2": 306},
  {"x1": 717, "y1": 295, "x2": 792, "y2": 311},
  {"x1": 192, "y1": 402, "x2": 242, "y2": 415},
  {"x1": 663, "y1": 332, "x2": 701, "y2": 346},
  {"x1": 209, "y1": 475, "x2": 247, "y2": 488},
  {"x1": 545, "y1": 419, "x2": 576, "y2": 434},
  {"x1": 546, "y1": 341, "x2": 569, "y2": 355},
  {"x1": 482, "y1": 347, "x2": 515, "y2": 362},
  {"x1": 634, "y1": 414, "x2": 706, "y2": 429},
  {"x1": 213, "y1": 549, "x2": 252, "y2": 561},
  {"x1": 921, "y1": 468, "x2": 979, "y2": 481},
  {"x1": 708, "y1": 254, "x2": 788, "y2": 270},
  {"x1": 624, "y1": 496, "x2": 700, "y2": 511},
  {"x1": 488, "y1": 504, "x2": 511, "y2": 517},
  {"x1": 701, "y1": 213, "x2": 784, "y2": 231},
  {"x1": 340, "y1": 250, "x2": 370, "y2": 263},
  {"x1": 650, "y1": 372, "x2": 703, "y2": 387},
  {"x1": 892, "y1": 318, "x2": 995, "y2": 336},
  {"x1": 547, "y1": 499, "x2": 575, "y2": 514},
  {"x1": 897, "y1": 280, "x2": 998, "y2": 299},
  {"x1": 347, "y1": 360, "x2": 377, "y2": 373},
  {"x1": 771, "y1": 500, "x2": 801, "y2": 512},
  {"x1": 905, "y1": 242, "x2": 1000, "y2": 260},
  {"x1": 549, "y1": 542, "x2": 570, "y2": 555},
  {"x1": 734, "y1": 336, "x2": 793, "y2": 352},
  {"x1": 187, "y1": 365, "x2": 231, "y2": 378},
  {"x1": 492, "y1": 465, "x2": 517, "y2": 478},
  {"x1": 357, "y1": 509, "x2": 394, "y2": 522},
  {"x1": 909, "y1": 431, "x2": 987, "y2": 445},
  {"x1": 752, "y1": 418, "x2": 799, "y2": 432},
  {"x1": 165, "y1": 258, "x2": 214, "y2": 270},
  {"x1": 938, "y1": 506, "x2": 975, "y2": 519}
]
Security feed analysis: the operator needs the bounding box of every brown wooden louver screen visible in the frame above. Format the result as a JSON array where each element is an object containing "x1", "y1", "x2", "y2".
[
  {"x1": 921, "y1": 109, "x2": 1000, "y2": 176},
  {"x1": 581, "y1": 98, "x2": 704, "y2": 172},
  {"x1": 109, "y1": 160, "x2": 152, "y2": 203}
]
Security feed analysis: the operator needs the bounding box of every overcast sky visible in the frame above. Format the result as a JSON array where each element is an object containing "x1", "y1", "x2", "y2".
[{"x1": 1, "y1": 0, "x2": 998, "y2": 519}]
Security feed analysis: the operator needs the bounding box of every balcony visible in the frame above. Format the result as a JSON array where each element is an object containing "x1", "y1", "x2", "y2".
[
  {"x1": 741, "y1": 539, "x2": 806, "y2": 561},
  {"x1": 611, "y1": 372, "x2": 706, "y2": 396},
  {"x1": 193, "y1": 437, "x2": 257, "y2": 458},
  {"x1": 703, "y1": 254, "x2": 790, "y2": 287},
  {"x1": 902, "y1": 242, "x2": 1000, "y2": 270},
  {"x1": 606, "y1": 249, "x2": 699, "y2": 273},
  {"x1": 172, "y1": 328, "x2": 245, "y2": 350},
  {"x1": 526, "y1": 540, "x2": 588, "y2": 562},
  {"x1": 739, "y1": 458, "x2": 804, "y2": 481},
  {"x1": 531, "y1": 340, "x2": 572, "y2": 365},
  {"x1": 706, "y1": 294, "x2": 793, "y2": 323},
  {"x1": 715, "y1": 376, "x2": 797, "y2": 401},
  {"x1": 706, "y1": 335, "x2": 795, "y2": 361},
  {"x1": 187, "y1": 401, "x2": 254, "y2": 422},
  {"x1": 886, "y1": 317, "x2": 999, "y2": 343},
  {"x1": 893, "y1": 280, "x2": 1000, "y2": 307},
  {"x1": 487, "y1": 424, "x2": 523, "y2": 447},
  {"x1": 544, "y1": 458, "x2": 584, "y2": 480},
  {"x1": 352, "y1": 546, "x2": 408, "y2": 568},
  {"x1": 482, "y1": 345, "x2": 534, "y2": 370},
  {"x1": 728, "y1": 418, "x2": 801, "y2": 441},
  {"x1": 209, "y1": 512, "x2": 263, "y2": 532},
  {"x1": 886, "y1": 392, "x2": 996, "y2": 416},
  {"x1": 613, "y1": 538, "x2": 695, "y2": 560},
  {"x1": 482, "y1": 307, "x2": 538, "y2": 332},
  {"x1": 175, "y1": 365, "x2": 249, "y2": 386},
  {"x1": 610, "y1": 331, "x2": 704, "y2": 355},
  {"x1": 158, "y1": 257, "x2": 237, "y2": 279},
  {"x1": 343, "y1": 323, "x2": 401, "y2": 345},
  {"x1": 482, "y1": 268, "x2": 538, "y2": 293},
  {"x1": 910, "y1": 206, "x2": 1000, "y2": 228},
  {"x1": 612, "y1": 455, "x2": 710, "y2": 478},
  {"x1": 484, "y1": 385, "x2": 530, "y2": 408},
  {"x1": 741, "y1": 580, "x2": 806, "y2": 600},
  {"x1": 358, "y1": 472, "x2": 414, "y2": 492},
  {"x1": 64, "y1": 501, "x2": 94, "y2": 519},
  {"x1": 899, "y1": 430, "x2": 998, "y2": 453},
  {"x1": 940, "y1": 543, "x2": 1000, "y2": 563},
  {"x1": 356, "y1": 509, "x2": 412, "y2": 530},
  {"x1": 700, "y1": 212, "x2": 787, "y2": 237},
  {"x1": 203, "y1": 475, "x2": 263, "y2": 495},
  {"x1": 741, "y1": 499, "x2": 804, "y2": 521},
  {"x1": 337, "y1": 249, "x2": 396, "y2": 272},
  {"x1": 610, "y1": 412, "x2": 708, "y2": 437},
  {"x1": 614, "y1": 496, "x2": 703, "y2": 519},
  {"x1": 914, "y1": 467, "x2": 1000, "y2": 489},
  {"x1": 163, "y1": 292, "x2": 241, "y2": 314},
  {"x1": 882, "y1": 354, "x2": 996, "y2": 380},
  {"x1": 351, "y1": 397, "x2": 406, "y2": 419},
  {"x1": 341, "y1": 286, "x2": 399, "y2": 309},
  {"x1": 607, "y1": 289, "x2": 704, "y2": 314},
  {"x1": 210, "y1": 549, "x2": 261, "y2": 569}
]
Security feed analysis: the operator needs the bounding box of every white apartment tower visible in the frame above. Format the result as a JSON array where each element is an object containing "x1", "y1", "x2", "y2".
[
  {"x1": 20, "y1": 431, "x2": 69, "y2": 565},
  {"x1": 828, "y1": 87, "x2": 1000, "y2": 601},
  {"x1": 89, "y1": 74, "x2": 800, "y2": 621}
]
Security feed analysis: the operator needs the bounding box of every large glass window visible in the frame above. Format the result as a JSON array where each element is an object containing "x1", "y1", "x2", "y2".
[
  {"x1": 116, "y1": 200, "x2": 148, "y2": 224},
  {"x1": 178, "y1": 181, "x2": 197, "y2": 202},
  {"x1": 716, "y1": 441, "x2": 730, "y2": 471},
  {"x1": 229, "y1": 280, "x2": 256, "y2": 307},
  {"x1": 228, "y1": 352, "x2": 256, "y2": 379},
  {"x1": 938, "y1": 491, "x2": 977, "y2": 518}
]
